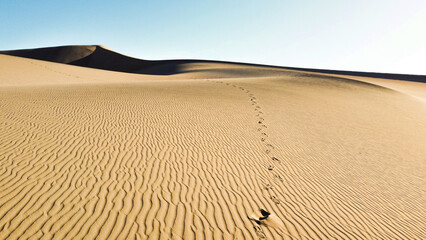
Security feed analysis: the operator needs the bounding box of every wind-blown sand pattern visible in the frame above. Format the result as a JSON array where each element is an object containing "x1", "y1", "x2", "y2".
[{"x1": 1, "y1": 47, "x2": 425, "y2": 239}]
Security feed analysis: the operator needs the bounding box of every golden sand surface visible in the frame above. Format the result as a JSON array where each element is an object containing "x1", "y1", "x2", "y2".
[{"x1": 1, "y1": 53, "x2": 425, "y2": 239}]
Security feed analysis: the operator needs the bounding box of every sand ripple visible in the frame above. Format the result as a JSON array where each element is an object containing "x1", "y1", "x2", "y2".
[{"x1": 1, "y1": 57, "x2": 425, "y2": 239}]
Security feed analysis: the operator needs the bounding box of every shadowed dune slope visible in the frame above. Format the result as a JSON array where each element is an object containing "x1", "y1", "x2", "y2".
[
  {"x1": 2, "y1": 45, "x2": 425, "y2": 81},
  {"x1": 0, "y1": 45, "x2": 298, "y2": 77},
  {"x1": 0, "y1": 50, "x2": 425, "y2": 239},
  {"x1": 0, "y1": 45, "x2": 270, "y2": 76},
  {"x1": 0, "y1": 46, "x2": 325, "y2": 80},
  {"x1": 0, "y1": 45, "x2": 169, "y2": 75},
  {"x1": 0, "y1": 45, "x2": 97, "y2": 64}
]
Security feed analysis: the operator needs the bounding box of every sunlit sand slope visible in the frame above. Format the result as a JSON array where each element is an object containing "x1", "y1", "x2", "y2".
[{"x1": 0, "y1": 54, "x2": 425, "y2": 239}]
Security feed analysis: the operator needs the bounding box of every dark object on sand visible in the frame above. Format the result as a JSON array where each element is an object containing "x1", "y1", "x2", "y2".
[
  {"x1": 259, "y1": 209, "x2": 271, "y2": 220},
  {"x1": 248, "y1": 209, "x2": 271, "y2": 223}
]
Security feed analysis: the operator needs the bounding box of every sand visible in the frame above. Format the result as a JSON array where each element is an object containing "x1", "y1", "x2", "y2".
[{"x1": 0, "y1": 47, "x2": 425, "y2": 239}]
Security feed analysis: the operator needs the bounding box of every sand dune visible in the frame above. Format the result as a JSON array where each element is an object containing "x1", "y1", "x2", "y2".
[
  {"x1": 4, "y1": 45, "x2": 424, "y2": 81},
  {"x1": 0, "y1": 48, "x2": 425, "y2": 239}
]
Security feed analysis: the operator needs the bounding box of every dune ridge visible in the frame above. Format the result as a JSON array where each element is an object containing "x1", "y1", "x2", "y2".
[
  {"x1": 0, "y1": 45, "x2": 97, "y2": 65},
  {"x1": 1, "y1": 48, "x2": 425, "y2": 239},
  {"x1": 2, "y1": 45, "x2": 425, "y2": 81}
]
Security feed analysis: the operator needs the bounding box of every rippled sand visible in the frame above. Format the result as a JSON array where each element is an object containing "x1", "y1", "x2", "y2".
[{"x1": 1, "y1": 53, "x2": 425, "y2": 239}]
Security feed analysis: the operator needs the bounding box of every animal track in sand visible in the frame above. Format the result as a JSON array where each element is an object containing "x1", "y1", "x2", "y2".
[
  {"x1": 270, "y1": 196, "x2": 280, "y2": 205},
  {"x1": 207, "y1": 79, "x2": 287, "y2": 239},
  {"x1": 253, "y1": 225, "x2": 266, "y2": 239}
]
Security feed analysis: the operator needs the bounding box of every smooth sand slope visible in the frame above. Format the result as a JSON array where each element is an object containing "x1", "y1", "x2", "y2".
[{"x1": 0, "y1": 47, "x2": 425, "y2": 239}]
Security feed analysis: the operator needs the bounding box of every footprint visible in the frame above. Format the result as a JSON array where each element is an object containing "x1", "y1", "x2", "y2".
[
  {"x1": 254, "y1": 226, "x2": 266, "y2": 239},
  {"x1": 268, "y1": 165, "x2": 274, "y2": 171},
  {"x1": 265, "y1": 149, "x2": 270, "y2": 154},
  {"x1": 264, "y1": 184, "x2": 273, "y2": 190},
  {"x1": 274, "y1": 174, "x2": 284, "y2": 182},
  {"x1": 270, "y1": 196, "x2": 280, "y2": 204},
  {"x1": 261, "y1": 138, "x2": 266, "y2": 142},
  {"x1": 271, "y1": 157, "x2": 279, "y2": 161}
]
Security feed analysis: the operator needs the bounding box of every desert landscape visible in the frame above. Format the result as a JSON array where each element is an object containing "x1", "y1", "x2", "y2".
[{"x1": 0, "y1": 45, "x2": 425, "y2": 239}]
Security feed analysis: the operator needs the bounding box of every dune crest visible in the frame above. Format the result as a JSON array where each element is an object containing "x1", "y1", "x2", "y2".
[{"x1": 0, "y1": 45, "x2": 97, "y2": 64}]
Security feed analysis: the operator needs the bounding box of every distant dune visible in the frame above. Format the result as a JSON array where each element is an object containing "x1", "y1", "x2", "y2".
[
  {"x1": 2, "y1": 45, "x2": 425, "y2": 81},
  {"x1": 0, "y1": 46, "x2": 425, "y2": 239},
  {"x1": 1, "y1": 45, "x2": 173, "y2": 75},
  {"x1": 0, "y1": 45, "x2": 98, "y2": 64}
]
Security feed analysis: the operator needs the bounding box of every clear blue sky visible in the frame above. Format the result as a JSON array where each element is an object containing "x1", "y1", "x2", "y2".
[{"x1": 1, "y1": 0, "x2": 425, "y2": 74}]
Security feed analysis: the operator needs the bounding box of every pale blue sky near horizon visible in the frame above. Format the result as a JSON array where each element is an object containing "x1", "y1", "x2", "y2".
[{"x1": 1, "y1": 0, "x2": 425, "y2": 75}]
